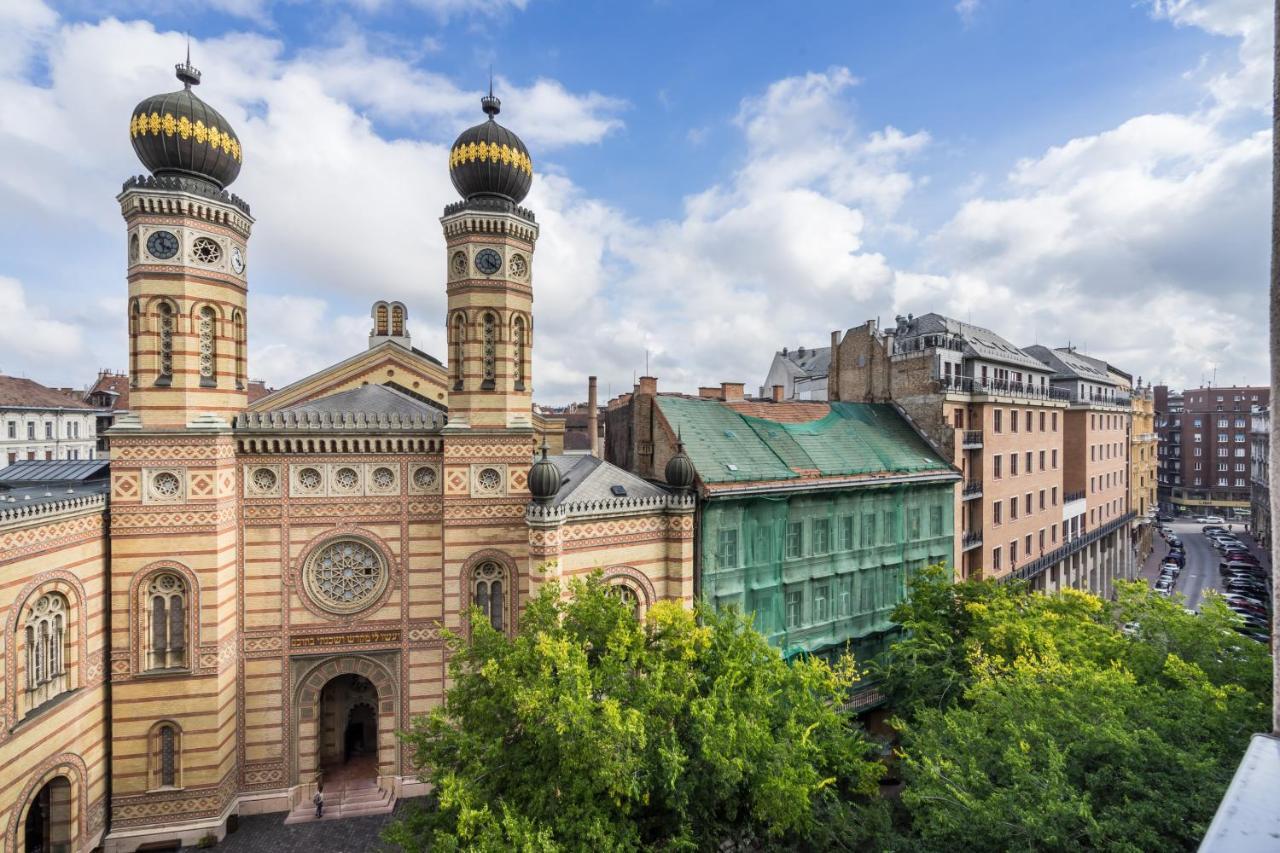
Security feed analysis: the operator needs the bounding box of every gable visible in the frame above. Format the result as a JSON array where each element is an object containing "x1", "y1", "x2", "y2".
[{"x1": 248, "y1": 342, "x2": 450, "y2": 412}]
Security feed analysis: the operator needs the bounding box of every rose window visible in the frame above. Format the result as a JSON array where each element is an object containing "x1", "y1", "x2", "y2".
[
  {"x1": 305, "y1": 539, "x2": 387, "y2": 614},
  {"x1": 451, "y1": 251, "x2": 467, "y2": 276},
  {"x1": 372, "y1": 467, "x2": 395, "y2": 489},
  {"x1": 298, "y1": 468, "x2": 322, "y2": 492},
  {"x1": 152, "y1": 472, "x2": 181, "y2": 498},
  {"x1": 334, "y1": 467, "x2": 359, "y2": 490},
  {"x1": 509, "y1": 254, "x2": 528, "y2": 278},
  {"x1": 476, "y1": 467, "x2": 501, "y2": 493},
  {"x1": 191, "y1": 237, "x2": 222, "y2": 264},
  {"x1": 250, "y1": 468, "x2": 277, "y2": 492},
  {"x1": 413, "y1": 466, "x2": 437, "y2": 489}
]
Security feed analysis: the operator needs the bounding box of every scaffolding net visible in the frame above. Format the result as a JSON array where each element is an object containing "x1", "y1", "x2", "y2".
[{"x1": 700, "y1": 482, "x2": 954, "y2": 662}]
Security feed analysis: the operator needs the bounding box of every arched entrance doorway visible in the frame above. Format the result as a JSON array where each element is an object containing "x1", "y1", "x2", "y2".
[
  {"x1": 23, "y1": 777, "x2": 71, "y2": 853},
  {"x1": 318, "y1": 674, "x2": 379, "y2": 784}
]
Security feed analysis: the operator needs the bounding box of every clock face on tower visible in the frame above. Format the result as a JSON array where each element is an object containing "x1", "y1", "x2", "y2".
[
  {"x1": 231, "y1": 246, "x2": 245, "y2": 274},
  {"x1": 146, "y1": 230, "x2": 179, "y2": 260},
  {"x1": 474, "y1": 248, "x2": 502, "y2": 276}
]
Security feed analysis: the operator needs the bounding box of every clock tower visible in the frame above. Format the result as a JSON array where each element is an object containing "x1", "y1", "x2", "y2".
[
  {"x1": 119, "y1": 57, "x2": 253, "y2": 429},
  {"x1": 442, "y1": 88, "x2": 538, "y2": 429}
]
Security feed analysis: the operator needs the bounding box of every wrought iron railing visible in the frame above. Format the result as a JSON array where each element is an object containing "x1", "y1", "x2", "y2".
[
  {"x1": 962, "y1": 430, "x2": 984, "y2": 447},
  {"x1": 961, "y1": 480, "x2": 984, "y2": 499},
  {"x1": 1003, "y1": 512, "x2": 1137, "y2": 583},
  {"x1": 1064, "y1": 490, "x2": 1086, "y2": 503},
  {"x1": 938, "y1": 374, "x2": 1071, "y2": 402},
  {"x1": 962, "y1": 531, "x2": 984, "y2": 550}
]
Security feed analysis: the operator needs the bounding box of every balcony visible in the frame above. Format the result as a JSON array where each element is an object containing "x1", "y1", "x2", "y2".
[
  {"x1": 962, "y1": 430, "x2": 984, "y2": 448},
  {"x1": 961, "y1": 480, "x2": 983, "y2": 500},
  {"x1": 1003, "y1": 511, "x2": 1137, "y2": 583},
  {"x1": 961, "y1": 531, "x2": 984, "y2": 551},
  {"x1": 938, "y1": 374, "x2": 1070, "y2": 403}
]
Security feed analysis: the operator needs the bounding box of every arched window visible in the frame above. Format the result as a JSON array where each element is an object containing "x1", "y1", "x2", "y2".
[
  {"x1": 609, "y1": 583, "x2": 642, "y2": 620},
  {"x1": 391, "y1": 303, "x2": 405, "y2": 337},
  {"x1": 146, "y1": 573, "x2": 188, "y2": 670},
  {"x1": 375, "y1": 303, "x2": 388, "y2": 336},
  {"x1": 157, "y1": 301, "x2": 174, "y2": 384},
  {"x1": 198, "y1": 306, "x2": 216, "y2": 386},
  {"x1": 150, "y1": 722, "x2": 182, "y2": 790},
  {"x1": 233, "y1": 310, "x2": 245, "y2": 390},
  {"x1": 451, "y1": 313, "x2": 465, "y2": 391},
  {"x1": 513, "y1": 315, "x2": 526, "y2": 390},
  {"x1": 482, "y1": 313, "x2": 497, "y2": 389},
  {"x1": 129, "y1": 300, "x2": 141, "y2": 387},
  {"x1": 473, "y1": 561, "x2": 508, "y2": 632},
  {"x1": 23, "y1": 593, "x2": 70, "y2": 714}
]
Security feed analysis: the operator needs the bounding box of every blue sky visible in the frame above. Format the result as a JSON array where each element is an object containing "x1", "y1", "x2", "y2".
[{"x1": 0, "y1": 0, "x2": 1271, "y2": 402}]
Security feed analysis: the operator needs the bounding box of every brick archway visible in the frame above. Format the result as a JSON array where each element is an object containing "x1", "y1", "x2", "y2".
[{"x1": 293, "y1": 656, "x2": 398, "y2": 785}]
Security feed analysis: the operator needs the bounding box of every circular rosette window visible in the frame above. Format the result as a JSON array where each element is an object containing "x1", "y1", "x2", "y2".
[{"x1": 304, "y1": 537, "x2": 388, "y2": 615}]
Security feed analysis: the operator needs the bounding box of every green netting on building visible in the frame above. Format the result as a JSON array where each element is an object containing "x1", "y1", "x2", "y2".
[
  {"x1": 700, "y1": 482, "x2": 954, "y2": 660},
  {"x1": 657, "y1": 398, "x2": 950, "y2": 484}
]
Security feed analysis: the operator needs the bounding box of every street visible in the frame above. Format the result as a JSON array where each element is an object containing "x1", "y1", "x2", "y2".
[{"x1": 1138, "y1": 519, "x2": 1270, "y2": 612}]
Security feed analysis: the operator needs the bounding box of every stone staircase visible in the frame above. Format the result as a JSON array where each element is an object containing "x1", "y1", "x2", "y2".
[{"x1": 284, "y1": 780, "x2": 395, "y2": 824}]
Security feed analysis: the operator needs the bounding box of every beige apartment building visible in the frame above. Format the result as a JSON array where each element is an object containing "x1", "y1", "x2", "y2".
[{"x1": 830, "y1": 315, "x2": 1136, "y2": 596}]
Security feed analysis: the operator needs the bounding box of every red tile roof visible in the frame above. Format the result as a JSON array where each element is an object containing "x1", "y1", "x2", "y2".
[
  {"x1": 724, "y1": 401, "x2": 830, "y2": 424},
  {"x1": 86, "y1": 371, "x2": 130, "y2": 411},
  {"x1": 0, "y1": 376, "x2": 94, "y2": 409}
]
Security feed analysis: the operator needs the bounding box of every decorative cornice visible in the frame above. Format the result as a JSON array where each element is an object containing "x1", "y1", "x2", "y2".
[
  {"x1": 0, "y1": 492, "x2": 106, "y2": 528},
  {"x1": 235, "y1": 409, "x2": 444, "y2": 433},
  {"x1": 120, "y1": 174, "x2": 251, "y2": 216},
  {"x1": 525, "y1": 491, "x2": 695, "y2": 524}
]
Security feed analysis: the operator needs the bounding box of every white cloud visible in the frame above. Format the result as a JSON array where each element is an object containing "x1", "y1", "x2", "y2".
[
  {"x1": 0, "y1": 276, "x2": 84, "y2": 376},
  {"x1": 955, "y1": 0, "x2": 980, "y2": 26}
]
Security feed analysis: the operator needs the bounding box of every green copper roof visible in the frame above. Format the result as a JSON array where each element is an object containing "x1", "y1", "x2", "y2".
[{"x1": 655, "y1": 398, "x2": 951, "y2": 484}]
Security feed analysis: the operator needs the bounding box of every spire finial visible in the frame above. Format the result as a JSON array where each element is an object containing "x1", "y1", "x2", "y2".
[
  {"x1": 481, "y1": 69, "x2": 501, "y2": 118},
  {"x1": 539, "y1": 437, "x2": 549, "y2": 459},
  {"x1": 175, "y1": 36, "x2": 201, "y2": 89}
]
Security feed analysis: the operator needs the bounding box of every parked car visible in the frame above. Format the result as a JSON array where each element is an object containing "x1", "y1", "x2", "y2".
[
  {"x1": 1155, "y1": 578, "x2": 1175, "y2": 594},
  {"x1": 1224, "y1": 579, "x2": 1269, "y2": 595},
  {"x1": 1203, "y1": 525, "x2": 1226, "y2": 534},
  {"x1": 1222, "y1": 598, "x2": 1269, "y2": 616},
  {"x1": 1167, "y1": 536, "x2": 1183, "y2": 548},
  {"x1": 1202, "y1": 515, "x2": 1226, "y2": 524},
  {"x1": 1164, "y1": 552, "x2": 1185, "y2": 566},
  {"x1": 1234, "y1": 628, "x2": 1271, "y2": 644}
]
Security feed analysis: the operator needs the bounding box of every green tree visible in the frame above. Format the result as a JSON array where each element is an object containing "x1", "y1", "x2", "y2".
[
  {"x1": 386, "y1": 573, "x2": 885, "y2": 852},
  {"x1": 880, "y1": 569, "x2": 1270, "y2": 852}
]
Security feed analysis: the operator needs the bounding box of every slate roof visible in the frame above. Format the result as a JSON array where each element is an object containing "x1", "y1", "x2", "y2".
[
  {"x1": 655, "y1": 397, "x2": 954, "y2": 486},
  {"x1": 907, "y1": 313, "x2": 1049, "y2": 373},
  {"x1": 0, "y1": 376, "x2": 95, "y2": 410},
  {"x1": 86, "y1": 372, "x2": 130, "y2": 411},
  {"x1": 273, "y1": 384, "x2": 443, "y2": 420},
  {"x1": 780, "y1": 347, "x2": 831, "y2": 378},
  {"x1": 1022, "y1": 345, "x2": 1120, "y2": 385},
  {"x1": 0, "y1": 459, "x2": 109, "y2": 486},
  {"x1": 539, "y1": 454, "x2": 672, "y2": 507}
]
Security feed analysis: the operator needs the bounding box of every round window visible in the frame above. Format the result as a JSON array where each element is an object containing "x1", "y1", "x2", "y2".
[
  {"x1": 413, "y1": 466, "x2": 437, "y2": 489},
  {"x1": 297, "y1": 467, "x2": 322, "y2": 492},
  {"x1": 476, "y1": 467, "x2": 501, "y2": 493},
  {"x1": 304, "y1": 538, "x2": 387, "y2": 615},
  {"x1": 372, "y1": 467, "x2": 395, "y2": 489},
  {"x1": 251, "y1": 467, "x2": 277, "y2": 492},
  {"x1": 334, "y1": 467, "x2": 359, "y2": 490},
  {"x1": 152, "y1": 471, "x2": 181, "y2": 498},
  {"x1": 191, "y1": 236, "x2": 222, "y2": 264}
]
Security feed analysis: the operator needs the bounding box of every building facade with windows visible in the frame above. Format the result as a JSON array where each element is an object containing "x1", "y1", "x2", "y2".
[
  {"x1": 0, "y1": 60, "x2": 695, "y2": 852},
  {"x1": 1154, "y1": 385, "x2": 1269, "y2": 518},
  {"x1": 0, "y1": 377, "x2": 99, "y2": 469},
  {"x1": 758, "y1": 346, "x2": 831, "y2": 400},
  {"x1": 604, "y1": 378, "x2": 958, "y2": 673},
  {"x1": 1249, "y1": 406, "x2": 1269, "y2": 547}
]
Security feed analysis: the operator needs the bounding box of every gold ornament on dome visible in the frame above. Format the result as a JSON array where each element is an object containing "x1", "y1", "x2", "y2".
[
  {"x1": 448, "y1": 140, "x2": 532, "y2": 177},
  {"x1": 130, "y1": 109, "x2": 243, "y2": 163}
]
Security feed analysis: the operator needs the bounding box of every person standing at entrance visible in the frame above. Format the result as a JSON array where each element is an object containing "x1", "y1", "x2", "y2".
[{"x1": 313, "y1": 786, "x2": 324, "y2": 818}]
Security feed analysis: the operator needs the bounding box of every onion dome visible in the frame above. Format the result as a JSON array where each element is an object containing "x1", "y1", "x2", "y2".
[
  {"x1": 665, "y1": 439, "x2": 696, "y2": 492},
  {"x1": 448, "y1": 84, "x2": 532, "y2": 204},
  {"x1": 528, "y1": 443, "x2": 561, "y2": 503},
  {"x1": 128, "y1": 55, "x2": 243, "y2": 190}
]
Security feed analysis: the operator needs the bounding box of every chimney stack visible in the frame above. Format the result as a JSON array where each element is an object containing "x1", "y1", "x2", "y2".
[
  {"x1": 698, "y1": 386, "x2": 723, "y2": 400},
  {"x1": 771, "y1": 384, "x2": 784, "y2": 403},
  {"x1": 829, "y1": 329, "x2": 841, "y2": 402},
  {"x1": 587, "y1": 375, "x2": 599, "y2": 458},
  {"x1": 721, "y1": 382, "x2": 745, "y2": 402}
]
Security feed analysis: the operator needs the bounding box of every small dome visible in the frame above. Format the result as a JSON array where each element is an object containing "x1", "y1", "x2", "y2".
[
  {"x1": 528, "y1": 444, "x2": 561, "y2": 503},
  {"x1": 129, "y1": 59, "x2": 243, "y2": 190},
  {"x1": 665, "y1": 442, "x2": 696, "y2": 491},
  {"x1": 448, "y1": 89, "x2": 532, "y2": 204}
]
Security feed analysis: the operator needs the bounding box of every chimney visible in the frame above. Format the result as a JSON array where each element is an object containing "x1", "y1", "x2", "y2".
[
  {"x1": 721, "y1": 382, "x2": 745, "y2": 402},
  {"x1": 637, "y1": 376, "x2": 658, "y2": 396},
  {"x1": 829, "y1": 329, "x2": 841, "y2": 402},
  {"x1": 698, "y1": 386, "x2": 723, "y2": 400},
  {"x1": 771, "y1": 384, "x2": 784, "y2": 403},
  {"x1": 587, "y1": 375, "x2": 599, "y2": 458},
  {"x1": 798, "y1": 346, "x2": 805, "y2": 358}
]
